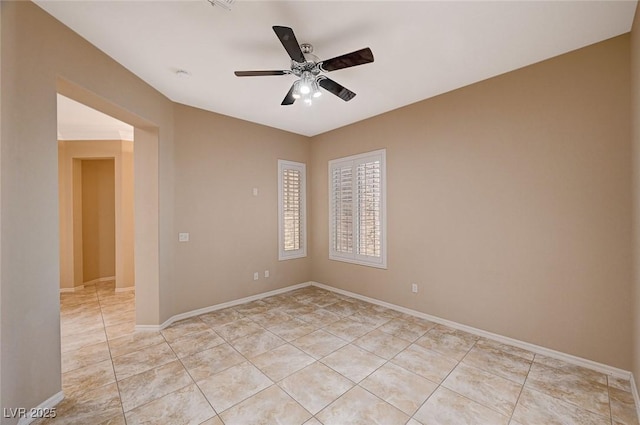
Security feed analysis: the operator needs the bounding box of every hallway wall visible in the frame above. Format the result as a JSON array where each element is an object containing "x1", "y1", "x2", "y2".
[
  {"x1": 630, "y1": 2, "x2": 640, "y2": 387},
  {"x1": 58, "y1": 140, "x2": 135, "y2": 291},
  {"x1": 81, "y1": 159, "x2": 115, "y2": 283}
]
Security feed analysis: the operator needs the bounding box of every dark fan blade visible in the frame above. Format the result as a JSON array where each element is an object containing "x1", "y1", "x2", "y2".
[
  {"x1": 320, "y1": 48, "x2": 374, "y2": 72},
  {"x1": 281, "y1": 84, "x2": 296, "y2": 106},
  {"x1": 234, "y1": 70, "x2": 288, "y2": 77},
  {"x1": 318, "y1": 78, "x2": 356, "y2": 101},
  {"x1": 273, "y1": 26, "x2": 306, "y2": 63}
]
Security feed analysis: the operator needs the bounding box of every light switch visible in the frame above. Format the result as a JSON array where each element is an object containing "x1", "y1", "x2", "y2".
[
  {"x1": 178, "y1": 233, "x2": 189, "y2": 242},
  {"x1": 252, "y1": 187, "x2": 258, "y2": 196}
]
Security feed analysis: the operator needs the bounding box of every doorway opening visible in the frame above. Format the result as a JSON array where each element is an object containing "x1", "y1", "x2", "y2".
[
  {"x1": 57, "y1": 94, "x2": 138, "y2": 358},
  {"x1": 58, "y1": 94, "x2": 136, "y2": 293},
  {"x1": 56, "y1": 77, "x2": 162, "y2": 330}
]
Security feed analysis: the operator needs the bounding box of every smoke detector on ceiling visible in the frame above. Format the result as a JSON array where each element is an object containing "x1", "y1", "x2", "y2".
[{"x1": 207, "y1": 0, "x2": 234, "y2": 10}]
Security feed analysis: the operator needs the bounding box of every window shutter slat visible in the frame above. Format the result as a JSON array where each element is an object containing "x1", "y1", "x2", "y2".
[
  {"x1": 357, "y1": 160, "x2": 381, "y2": 258},
  {"x1": 283, "y1": 168, "x2": 301, "y2": 251},
  {"x1": 332, "y1": 165, "x2": 353, "y2": 254}
]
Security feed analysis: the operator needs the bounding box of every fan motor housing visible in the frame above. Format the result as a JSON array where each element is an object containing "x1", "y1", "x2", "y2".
[{"x1": 291, "y1": 43, "x2": 320, "y2": 77}]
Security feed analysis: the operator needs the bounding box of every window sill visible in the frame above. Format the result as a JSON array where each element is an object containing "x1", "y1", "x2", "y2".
[{"x1": 328, "y1": 255, "x2": 387, "y2": 269}]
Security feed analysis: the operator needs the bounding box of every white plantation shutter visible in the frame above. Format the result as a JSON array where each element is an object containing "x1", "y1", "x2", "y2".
[
  {"x1": 283, "y1": 168, "x2": 301, "y2": 251},
  {"x1": 331, "y1": 164, "x2": 354, "y2": 254},
  {"x1": 356, "y1": 160, "x2": 381, "y2": 258},
  {"x1": 278, "y1": 160, "x2": 306, "y2": 260},
  {"x1": 329, "y1": 149, "x2": 386, "y2": 268}
]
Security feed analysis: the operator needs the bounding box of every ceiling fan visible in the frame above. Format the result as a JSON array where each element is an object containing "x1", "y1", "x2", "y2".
[{"x1": 234, "y1": 26, "x2": 374, "y2": 106}]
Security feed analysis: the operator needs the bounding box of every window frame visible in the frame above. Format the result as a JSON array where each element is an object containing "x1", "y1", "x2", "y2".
[
  {"x1": 278, "y1": 159, "x2": 307, "y2": 261},
  {"x1": 328, "y1": 149, "x2": 387, "y2": 269}
]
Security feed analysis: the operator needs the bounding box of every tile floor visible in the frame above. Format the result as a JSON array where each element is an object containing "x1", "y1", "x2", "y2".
[{"x1": 40, "y1": 282, "x2": 639, "y2": 425}]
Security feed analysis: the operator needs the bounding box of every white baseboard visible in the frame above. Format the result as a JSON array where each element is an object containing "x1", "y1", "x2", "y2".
[
  {"x1": 115, "y1": 285, "x2": 135, "y2": 293},
  {"x1": 134, "y1": 282, "x2": 312, "y2": 332},
  {"x1": 17, "y1": 391, "x2": 64, "y2": 425},
  {"x1": 631, "y1": 373, "x2": 640, "y2": 423},
  {"x1": 59, "y1": 285, "x2": 84, "y2": 293},
  {"x1": 311, "y1": 281, "x2": 632, "y2": 380}
]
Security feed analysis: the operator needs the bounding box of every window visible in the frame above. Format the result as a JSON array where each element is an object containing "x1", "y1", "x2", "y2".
[
  {"x1": 329, "y1": 149, "x2": 386, "y2": 268},
  {"x1": 278, "y1": 160, "x2": 306, "y2": 260}
]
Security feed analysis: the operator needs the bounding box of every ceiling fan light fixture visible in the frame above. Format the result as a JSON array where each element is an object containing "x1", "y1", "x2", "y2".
[
  {"x1": 293, "y1": 77, "x2": 321, "y2": 104},
  {"x1": 312, "y1": 79, "x2": 322, "y2": 98},
  {"x1": 293, "y1": 75, "x2": 318, "y2": 97},
  {"x1": 298, "y1": 71, "x2": 315, "y2": 95},
  {"x1": 292, "y1": 80, "x2": 302, "y2": 99}
]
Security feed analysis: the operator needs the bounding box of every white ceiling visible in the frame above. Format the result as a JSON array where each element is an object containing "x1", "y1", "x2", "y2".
[
  {"x1": 57, "y1": 94, "x2": 134, "y2": 141},
  {"x1": 38, "y1": 1, "x2": 637, "y2": 137}
]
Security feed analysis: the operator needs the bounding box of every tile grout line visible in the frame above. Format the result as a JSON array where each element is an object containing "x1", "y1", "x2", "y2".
[
  {"x1": 193, "y1": 304, "x2": 314, "y2": 423},
  {"x1": 186, "y1": 312, "x2": 278, "y2": 423},
  {"x1": 61, "y1": 282, "x2": 130, "y2": 424},
  {"x1": 506, "y1": 351, "x2": 535, "y2": 424},
  {"x1": 179, "y1": 312, "x2": 260, "y2": 422},
  {"x1": 408, "y1": 340, "x2": 468, "y2": 423},
  {"x1": 243, "y1": 295, "x2": 383, "y2": 423},
  {"x1": 226, "y1": 304, "x2": 345, "y2": 423},
  {"x1": 96, "y1": 282, "x2": 130, "y2": 425},
  {"x1": 163, "y1": 321, "x2": 225, "y2": 425},
  {"x1": 533, "y1": 355, "x2": 618, "y2": 422},
  {"x1": 424, "y1": 337, "x2": 531, "y2": 422},
  {"x1": 405, "y1": 334, "x2": 475, "y2": 424}
]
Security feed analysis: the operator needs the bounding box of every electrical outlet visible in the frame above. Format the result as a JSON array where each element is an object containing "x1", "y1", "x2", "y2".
[
  {"x1": 411, "y1": 283, "x2": 418, "y2": 293},
  {"x1": 264, "y1": 270, "x2": 269, "y2": 278},
  {"x1": 253, "y1": 272, "x2": 259, "y2": 281}
]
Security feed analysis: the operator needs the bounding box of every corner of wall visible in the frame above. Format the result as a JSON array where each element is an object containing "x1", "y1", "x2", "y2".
[
  {"x1": 0, "y1": 0, "x2": 4, "y2": 412},
  {"x1": 631, "y1": 0, "x2": 640, "y2": 406}
]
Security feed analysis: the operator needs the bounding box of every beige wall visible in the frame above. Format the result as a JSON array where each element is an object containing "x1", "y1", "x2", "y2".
[
  {"x1": 310, "y1": 35, "x2": 632, "y2": 369},
  {"x1": 0, "y1": 0, "x2": 4, "y2": 411},
  {"x1": 631, "y1": 5, "x2": 640, "y2": 385},
  {"x1": 171, "y1": 104, "x2": 311, "y2": 314},
  {"x1": 81, "y1": 159, "x2": 116, "y2": 282},
  {"x1": 59, "y1": 140, "x2": 135, "y2": 290},
  {"x1": 1, "y1": 2, "x2": 173, "y2": 420}
]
